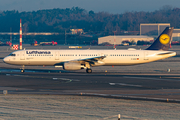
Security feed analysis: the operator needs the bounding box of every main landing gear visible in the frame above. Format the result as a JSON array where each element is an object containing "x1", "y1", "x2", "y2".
[
  {"x1": 85, "y1": 62, "x2": 92, "y2": 73},
  {"x1": 86, "y1": 68, "x2": 92, "y2": 73}
]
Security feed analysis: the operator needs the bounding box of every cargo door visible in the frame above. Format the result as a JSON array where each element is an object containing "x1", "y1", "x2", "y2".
[{"x1": 20, "y1": 51, "x2": 25, "y2": 60}]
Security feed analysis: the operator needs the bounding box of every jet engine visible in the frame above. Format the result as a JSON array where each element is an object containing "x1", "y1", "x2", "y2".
[{"x1": 63, "y1": 62, "x2": 84, "y2": 70}]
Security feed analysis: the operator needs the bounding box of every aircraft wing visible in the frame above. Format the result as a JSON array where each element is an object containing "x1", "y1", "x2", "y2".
[
  {"x1": 75, "y1": 56, "x2": 106, "y2": 65},
  {"x1": 54, "y1": 56, "x2": 106, "y2": 66}
]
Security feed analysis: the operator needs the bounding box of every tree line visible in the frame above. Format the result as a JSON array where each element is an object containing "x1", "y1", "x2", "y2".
[{"x1": 0, "y1": 6, "x2": 180, "y2": 35}]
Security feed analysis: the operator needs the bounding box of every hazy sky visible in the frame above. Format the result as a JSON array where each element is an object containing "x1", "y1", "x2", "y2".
[{"x1": 0, "y1": 0, "x2": 180, "y2": 13}]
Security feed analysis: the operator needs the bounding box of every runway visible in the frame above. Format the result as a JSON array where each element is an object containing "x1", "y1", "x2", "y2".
[{"x1": 1, "y1": 69, "x2": 180, "y2": 103}]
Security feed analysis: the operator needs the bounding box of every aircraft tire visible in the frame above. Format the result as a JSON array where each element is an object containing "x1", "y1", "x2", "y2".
[
  {"x1": 21, "y1": 69, "x2": 25, "y2": 73},
  {"x1": 86, "y1": 68, "x2": 92, "y2": 73}
]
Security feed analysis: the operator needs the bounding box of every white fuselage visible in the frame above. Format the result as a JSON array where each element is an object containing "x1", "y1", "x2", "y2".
[{"x1": 3, "y1": 49, "x2": 176, "y2": 67}]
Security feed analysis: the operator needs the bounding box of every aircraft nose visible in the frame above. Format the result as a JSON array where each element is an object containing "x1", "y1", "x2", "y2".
[{"x1": 3, "y1": 57, "x2": 8, "y2": 63}]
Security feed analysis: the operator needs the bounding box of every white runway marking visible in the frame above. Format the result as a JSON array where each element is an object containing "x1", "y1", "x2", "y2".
[
  {"x1": 5, "y1": 74, "x2": 80, "y2": 82},
  {"x1": 109, "y1": 83, "x2": 142, "y2": 87},
  {"x1": 53, "y1": 78, "x2": 80, "y2": 81},
  {"x1": 123, "y1": 76, "x2": 180, "y2": 82}
]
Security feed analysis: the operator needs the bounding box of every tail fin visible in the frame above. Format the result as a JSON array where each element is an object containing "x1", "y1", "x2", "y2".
[{"x1": 146, "y1": 27, "x2": 174, "y2": 51}]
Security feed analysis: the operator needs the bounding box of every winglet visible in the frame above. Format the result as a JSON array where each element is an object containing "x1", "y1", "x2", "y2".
[{"x1": 146, "y1": 27, "x2": 174, "y2": 51}]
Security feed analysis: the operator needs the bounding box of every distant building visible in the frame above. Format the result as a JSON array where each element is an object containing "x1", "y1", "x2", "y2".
[
  {"x1": 140, "y1": 23, "x2": 170, "y2": 36},
  {"x1": 98, "y1": 35, "x2": 154, "y2": 45},
  {"x1": 172, "y1": 29, "x2": 180, "y2": 41},
  {"x1": 70, "y1": 29, "x2": 84, "y2": 34},
  {"x1": 140, "y1": 23, "x2": 180, "y2": 41}
]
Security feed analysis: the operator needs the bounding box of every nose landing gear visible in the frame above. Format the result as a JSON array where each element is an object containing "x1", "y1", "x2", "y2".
[
  {"x1": 20, "y1": 65, "x2": 25, "y2": 73},
  {"x1": 21, "y1": 69, "x2": 25, "y2": 73}
]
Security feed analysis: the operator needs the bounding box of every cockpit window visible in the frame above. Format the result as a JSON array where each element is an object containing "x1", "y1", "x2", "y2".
[{"x1": 8, "y1": 53, "x2": 16, "y2": 56}]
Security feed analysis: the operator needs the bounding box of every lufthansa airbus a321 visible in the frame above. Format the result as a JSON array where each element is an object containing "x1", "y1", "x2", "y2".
[{"x1": 3, "y1": 27, "x2": 176, "y2": 73}]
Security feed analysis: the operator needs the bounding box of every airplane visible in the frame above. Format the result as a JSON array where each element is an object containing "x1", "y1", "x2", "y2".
[{"x1": 3, "y1": 27, "x2": 176, "y2": 73}]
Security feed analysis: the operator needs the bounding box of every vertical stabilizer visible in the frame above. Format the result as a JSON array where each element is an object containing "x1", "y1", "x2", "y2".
[{"x1": 146, "y1": 27, "x2": 174, "y2": 51}]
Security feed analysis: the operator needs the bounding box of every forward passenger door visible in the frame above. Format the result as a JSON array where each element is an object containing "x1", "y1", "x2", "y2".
[{"x1": 20, "y1": 51, "x2": 25, "y2": 60}]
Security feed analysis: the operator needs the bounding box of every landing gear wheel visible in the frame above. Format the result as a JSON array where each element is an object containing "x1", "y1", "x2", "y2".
[
  {"x1": 21, "y1": 65, "x2": 25, "y2": 73},
  {"x1": 86, "y1": 68, "x2": 92, "y2": 73},
  {"x1": 21, "y1": 69, "x2": 25, "y2": 73}
]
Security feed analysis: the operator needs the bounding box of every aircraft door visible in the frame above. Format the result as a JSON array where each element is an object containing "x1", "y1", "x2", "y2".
[
  {"x1": 144, "y1": 51, "x2": 149, "y2": 60},
  {"x1": 20, "y1": 51, "x2": 25, "y2": 60},
  {"x1": 55, "y1": 51, "x2": 59, "y2": 60}
]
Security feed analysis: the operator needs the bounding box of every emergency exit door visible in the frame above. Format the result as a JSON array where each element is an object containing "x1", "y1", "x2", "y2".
[{"x1": 20, "y1": 51, "x2": 25, "y2": 60}]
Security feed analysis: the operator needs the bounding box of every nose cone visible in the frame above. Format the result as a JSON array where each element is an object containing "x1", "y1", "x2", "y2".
[{"x1": 3, "y1": 57, "x2": 9, "y2": 63}]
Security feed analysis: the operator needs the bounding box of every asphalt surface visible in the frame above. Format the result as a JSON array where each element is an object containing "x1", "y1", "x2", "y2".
[{"x1": 0, "y1": 70, "x2": 180, "y2": 103}]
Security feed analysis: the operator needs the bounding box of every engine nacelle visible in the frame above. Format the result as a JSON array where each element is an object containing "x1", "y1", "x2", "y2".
[{"x1": 63, "y1": 62, "x2": 84, "y2": 70}]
